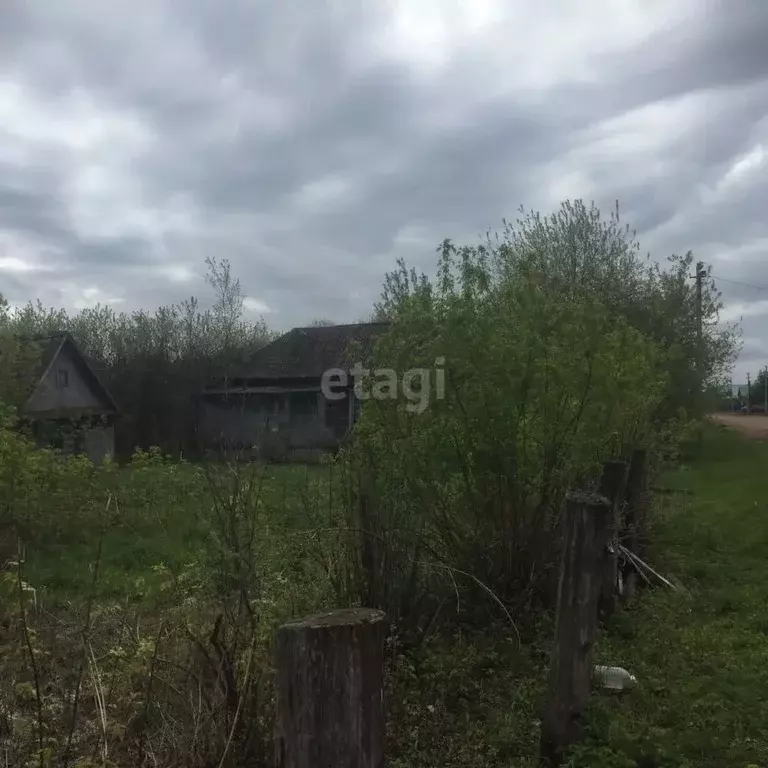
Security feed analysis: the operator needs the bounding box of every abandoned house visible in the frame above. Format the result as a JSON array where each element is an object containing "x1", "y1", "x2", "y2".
[
  {"x1": 11, "y1": 334, "x2": 119, "y2": 463},
  {"x1": 199, "y1": 322, "x2": 389, "y2": 459}
]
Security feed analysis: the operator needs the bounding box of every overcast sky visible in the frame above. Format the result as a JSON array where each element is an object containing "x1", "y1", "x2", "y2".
[{"x1": 1, "y1": 1, "x2": 767, "y2": 381}]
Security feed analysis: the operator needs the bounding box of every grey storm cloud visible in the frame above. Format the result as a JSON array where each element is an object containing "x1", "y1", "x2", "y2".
[{"x1": 1, "y1": 0, "x2": 768, "y2": 379}]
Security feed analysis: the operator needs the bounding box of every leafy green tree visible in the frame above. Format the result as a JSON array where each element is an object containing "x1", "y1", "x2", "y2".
[
  {"x1": 483, "y1": 202, "x2": 736, "y2": 418},
  {"x1": 0, "y1": 331, "x2": 42, "y2": 412},
  {"x1": 347, "y1": 200, "x2": 739, "y2": 628},
  {"x1": 748, "y1": 368, "x2": 768, "y2": 409}
]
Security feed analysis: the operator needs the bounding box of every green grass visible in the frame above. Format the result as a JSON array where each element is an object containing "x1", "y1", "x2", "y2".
[
  {"x1": 18, "y1": 426, "x2": 768, "y2": 766},
  {"x1": 23, "y1": 461, "x2": 334, "y2": 603},
  {"x1": 574, "y1": 425, "x2": 768, "y2": 767},
  {"x1": 388, "y1": 425, "x2": 768, "y2": 767}
]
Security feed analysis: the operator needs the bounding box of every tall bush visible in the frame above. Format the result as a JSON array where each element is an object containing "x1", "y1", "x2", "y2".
[{"x1": 339, "y1": 200, "x2": 736, "y2": 632}]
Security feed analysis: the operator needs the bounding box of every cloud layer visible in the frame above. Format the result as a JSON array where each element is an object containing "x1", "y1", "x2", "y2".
[{"x1": 1, "y1": 0, "x2": 767, "y2": 379}]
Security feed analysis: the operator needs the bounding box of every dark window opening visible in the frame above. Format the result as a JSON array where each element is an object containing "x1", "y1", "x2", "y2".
[
  {"x1": 56, "y1": 368, "x2": 69, "y2": 389},
  {"x1": 255, "y1": 394, "x2": 283, "y2": 414},
  {"x1": 290, "y1": 392, "x2": 318, "y2": 422},
  {"x1": 324, "y1": 391, "x2": 350, "y2": 437}
]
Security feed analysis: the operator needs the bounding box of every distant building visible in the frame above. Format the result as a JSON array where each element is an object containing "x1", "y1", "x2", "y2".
[
  {"x1": 13, "y1": 334, "x2": 118, "y2": 463},
  {"x1": 199, "y1": 322, "x2": 388, "y2": 460}
]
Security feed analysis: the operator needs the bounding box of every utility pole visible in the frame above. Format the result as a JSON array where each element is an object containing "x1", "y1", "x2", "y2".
[
  {"x1": 764, "y1": 366, "x2": 767, "y2": 414},
  {"x1": 695, "y1": 261, "x2": 704, "y2": 360},
  {"x1": 693, "y1": 261, "x2": 706, "y2": 408},
  {"x1": 747, "y1": 372, "x2": 751, "y2": 412}
]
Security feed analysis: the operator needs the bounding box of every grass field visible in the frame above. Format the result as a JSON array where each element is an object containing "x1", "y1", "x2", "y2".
[
  {"x1": 387, "y1": 424, "x2": 768, "y2": 767},
  {"x1": 11, "y1": 425, "x2": 768, "y2": 766},
  {"x1": 574, "y1": 425, "x2": 768, "y2": 767},
  {"x1": 22, "y1": 459, "x2": 334, "y2": 602}
]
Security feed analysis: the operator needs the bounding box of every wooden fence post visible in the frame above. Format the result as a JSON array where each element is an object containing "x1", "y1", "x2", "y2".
[
  {"x1": 275, "y1": 608, "x2": 387, "y2": 768},
  {"x1": 622, "y1": 449, "x2": 650, "y2": 603},
  {"x1": 540, "y1": 491, "x2": 612, "y2": 766},
  {"x1": 598, "y1": 460, "x2": 628, "y2": 620}
]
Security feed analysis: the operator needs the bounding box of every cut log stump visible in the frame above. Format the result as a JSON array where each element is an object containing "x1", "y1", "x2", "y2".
[{"x1": 275, "y1": 607, "x2": 387, "y2": 768}]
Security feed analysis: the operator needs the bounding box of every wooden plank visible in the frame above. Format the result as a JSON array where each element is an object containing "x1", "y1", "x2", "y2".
[
  {"x1": 598, "y1": 460, "x2": 628, "y2": 620},
  {"x1": 622, "y1": 449, "x2": 650, "y2": 603}
]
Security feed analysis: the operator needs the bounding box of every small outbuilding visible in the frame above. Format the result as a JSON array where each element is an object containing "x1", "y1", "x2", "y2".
[{"x1": 13, "y1": 334, "x2": 119, "y2": 463}]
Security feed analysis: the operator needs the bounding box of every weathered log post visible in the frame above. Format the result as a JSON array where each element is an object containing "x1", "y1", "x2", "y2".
[
  {"x1": 598, "y1": 460, "x2": 628, "y2": 620},
  {"x1": 540, "y1": 491, "x2": 611, "y2": 767},
  {"x1": 275, "y1": 608, "x2": 387, "y2": 768},
  {"x1": 622, "y1": 449, "x2": 650, "y2": 603}
]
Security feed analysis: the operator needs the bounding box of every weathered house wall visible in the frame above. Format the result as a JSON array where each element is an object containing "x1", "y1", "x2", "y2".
[
  {"x1": 200, "y1": 322, "x2": 386, "y2": 459},
  {"x1": 200, "y1": 387, "x2": 353, "y2": 459},
  {"x1": 83, "y1": 425, "x2": 116, "y2": 463}
]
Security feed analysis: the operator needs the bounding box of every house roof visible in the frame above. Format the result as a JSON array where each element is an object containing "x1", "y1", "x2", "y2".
[
  {"x1": 29, "y1": 334, "x2": 66, "y2": 385},
  {"x1": 17, "y1": 333, "x2": 119, "y2": 414},
  {"x1": 221, "y1": 322, "x2": 390, "y2": 382}
]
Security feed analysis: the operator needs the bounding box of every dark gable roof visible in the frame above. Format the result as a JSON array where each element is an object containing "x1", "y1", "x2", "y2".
[
  {"x1": 21, "y1": 333, "x2": 119, "y2": 414},
  {"x1": 82, "y1": 353, "x2": 114, "y2": 400},
  {"x1": 29, "y1": 334, "x2": 67, "y2": 386},
  {"x1": 230, "y1": 322, "x2": 390, "y2": 381}
]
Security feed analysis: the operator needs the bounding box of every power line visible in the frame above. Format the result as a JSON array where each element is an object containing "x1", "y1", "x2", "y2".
[{"x1": 710, "y1": 274, "x2": 768, "y2": 291}]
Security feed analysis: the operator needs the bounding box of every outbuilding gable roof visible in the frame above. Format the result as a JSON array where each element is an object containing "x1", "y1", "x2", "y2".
[{"x1": 14, "y1": 333, "x2": 119, "y2": 414}]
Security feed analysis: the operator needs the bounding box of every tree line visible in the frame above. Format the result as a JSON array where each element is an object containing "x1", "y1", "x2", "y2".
[
  {"x1": 0, "y1": 258, "x2": 274, "y2": 457},
  {"x1": 0, "y1": 199, "x2": 739, "y2": 466}
]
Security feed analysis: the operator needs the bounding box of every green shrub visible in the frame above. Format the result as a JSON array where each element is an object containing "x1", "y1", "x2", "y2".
[{"x1": 337, "y1": 237, "x2": 664, "y2": 631}]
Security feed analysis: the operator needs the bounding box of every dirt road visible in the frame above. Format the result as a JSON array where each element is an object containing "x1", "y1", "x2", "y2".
[{"x1": 710, "y1": 412, "x2": 768, "y2": 439}]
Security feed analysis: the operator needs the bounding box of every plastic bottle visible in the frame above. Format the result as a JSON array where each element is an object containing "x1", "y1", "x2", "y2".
[{"x1": 593, "y1": 665, "x2": 637, "y2": 691}]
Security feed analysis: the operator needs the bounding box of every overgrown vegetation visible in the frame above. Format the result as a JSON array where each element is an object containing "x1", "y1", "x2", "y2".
[
  {"x1": 0, "y1": 407, "x2": 335, "y2": 766},
  {"x1": 337, "y1": 201, "x2": 736, "y2": 632},
  {"x1": 0, "y1": 199, "x2": 747, "y2": 766},
  {"x1": 574, "y1": 424, "x2": 768, "y2": 768}
]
